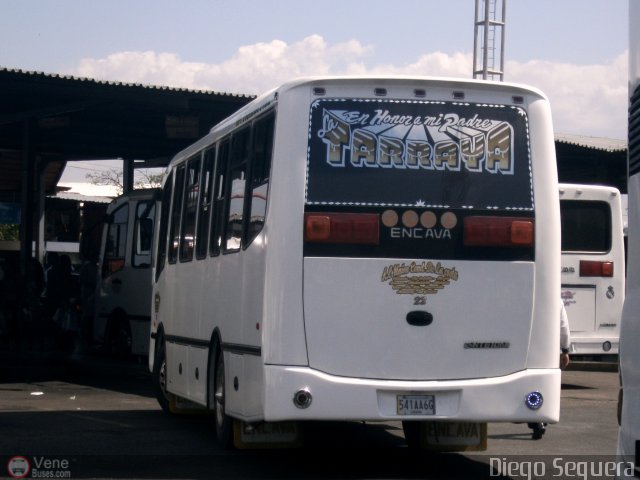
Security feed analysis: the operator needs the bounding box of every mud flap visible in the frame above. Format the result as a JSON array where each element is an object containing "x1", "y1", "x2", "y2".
[
  {"x1": 233, "y1": 421, "x2": 303, "y2": 449},
  {"x1": 418, "y1": 422, "x2": 487, "y2": 452}
]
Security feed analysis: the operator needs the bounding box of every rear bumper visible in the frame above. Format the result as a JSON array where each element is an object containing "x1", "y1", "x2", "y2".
[
  {"x1": 263, "y1": 366, "x2": 560, "y2": 423},
  {"x1": 570, "y1": 337, "x2": 619, "y2": 355}
]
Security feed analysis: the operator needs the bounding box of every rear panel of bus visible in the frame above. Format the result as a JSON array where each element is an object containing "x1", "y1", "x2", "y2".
[
  {"x1": 559, "y1": 183, "x2": 625, "y2": 355},
  {"x1": 263, "y1": 78, "x2": 560, "y2": 413}
]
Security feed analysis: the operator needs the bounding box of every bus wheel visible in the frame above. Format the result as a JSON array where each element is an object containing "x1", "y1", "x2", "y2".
[
  {"x1": 402, "y1": 421, "x2": 421, "y2": 450},
  {"x1": 153, "y1": 338, "x2": 171, "y2": 413},
  {"x1": 214, "y1": 351, "x2": 233, "y2": 448}
]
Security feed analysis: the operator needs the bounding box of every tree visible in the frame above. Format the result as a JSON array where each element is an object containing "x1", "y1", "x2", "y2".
[
  {"x1": 0, "y1": 224, "x2": 19, "y2": 241},
  {"x1": 86, "y1": 168, "x2": 163, "y2": 195}
]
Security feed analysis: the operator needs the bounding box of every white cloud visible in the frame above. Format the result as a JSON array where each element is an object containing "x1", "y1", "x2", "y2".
[
  {"x1": 506, "y1": 52, "x2": 628, "y2": 139},
  {"x1": 69, "y1": 35, "x2": 627, "y2": 139}
]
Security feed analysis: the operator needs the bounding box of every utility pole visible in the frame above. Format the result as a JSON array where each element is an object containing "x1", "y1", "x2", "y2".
[{"x1": 473, "y1": 0, "x2": 506, "y2": 81}]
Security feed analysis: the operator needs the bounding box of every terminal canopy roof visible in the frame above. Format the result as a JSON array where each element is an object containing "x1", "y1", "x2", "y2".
[{"x1": 0, "y1": 68, "x2": 253, "y2": 195}]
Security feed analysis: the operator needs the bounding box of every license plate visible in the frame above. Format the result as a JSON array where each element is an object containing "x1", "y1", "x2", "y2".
[{"x1": 397, "y1": 394, "x2": 436, "y2": 415}]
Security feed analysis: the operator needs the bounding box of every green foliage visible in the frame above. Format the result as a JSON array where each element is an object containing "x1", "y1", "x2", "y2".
[{"x1": 0, "y1": 224, "x2": 19, "y2": 241}]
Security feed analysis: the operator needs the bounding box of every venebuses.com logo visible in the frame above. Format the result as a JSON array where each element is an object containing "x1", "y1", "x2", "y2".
[
  {"x1": 7, "y1": 456, "x2": 30, "y2": 479},
  {"x1": 7, "y1": 456, "x2": 71, "y2": 479}
]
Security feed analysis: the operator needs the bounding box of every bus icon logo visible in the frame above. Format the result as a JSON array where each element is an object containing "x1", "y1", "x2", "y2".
[{"x1": 7, "y1": 456, "x2": 30, "y2": 478}]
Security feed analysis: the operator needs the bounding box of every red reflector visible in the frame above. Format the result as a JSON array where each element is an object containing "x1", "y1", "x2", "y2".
[
  {"x1": 580, "y1": 260, "x2": 614, "y2": 277},
  {"x1": 304, "y1": 213, "x2": 380, "y2": 245},
  {"x1": 463, "y1": 216, "x2": 534, "y2": 247}
]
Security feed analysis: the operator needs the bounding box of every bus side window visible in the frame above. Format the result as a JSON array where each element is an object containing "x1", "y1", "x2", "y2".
[
  {"x1": 210, "y1": 139, "x2": 230, "y2": 257},
  {"x1": 179, "y1": 155, "x2": 202, "y2": 262},
  {"x1": 245, "y1": 112, "x2": 274, "y2": 246},
  {"x1": 156, "y1": 171, "x2": 173, "y2": 281},
  {"x1": 224, "y1": 127, "x2": 251, "y2": 253},
  {"x1": 168, "y1": 165, "x2": 186, "y2": 264},
  {"x1": 102, "y1": 204, "x2": 129, "y2": 278},
  {"x1": 133, "y1": 200, "x2": 155, "y2": 268},
  {"x1": 196, "y1": 148, "x2": 215, "y2": 260}
]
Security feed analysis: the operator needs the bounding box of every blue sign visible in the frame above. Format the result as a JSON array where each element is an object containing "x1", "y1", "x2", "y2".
[{"x1": 0, "y1": 203, "x2": 21, "y2": 224}]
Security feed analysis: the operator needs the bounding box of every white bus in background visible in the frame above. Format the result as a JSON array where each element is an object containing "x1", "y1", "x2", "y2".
[
  {"x1": 559, "y1": 183, "x2": 625, "y2": 356},
  {"x1": 94, "y1": 188, "x2": 159, "y2": 356},
  {"x1": 150, "y1": 76, "x2": 561, "y2": 449},
  {"x1": 617, "y1": 0, "x2": 640, "y2": 474}
]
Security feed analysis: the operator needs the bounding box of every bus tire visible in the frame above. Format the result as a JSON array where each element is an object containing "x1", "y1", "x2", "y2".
[
  {"x1": 153, "y1": 335, "x2": 171, "y2": 414},
  {"x1": 213, "y1": 350, "x2": 233, "y2": 448}
]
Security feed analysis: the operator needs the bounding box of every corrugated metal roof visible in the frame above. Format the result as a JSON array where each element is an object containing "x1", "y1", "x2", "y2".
[
  {"x1": 0, "y1": 67, "x2": 253, "y2": 100},
  {"x1": 554, "y1": 133, "x2": 627, "y2": 153}
]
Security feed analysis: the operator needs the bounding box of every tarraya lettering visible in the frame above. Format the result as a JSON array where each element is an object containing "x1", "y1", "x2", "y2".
[{"x1": 317, "y1": 107, "x2": 515, "y2": 174}]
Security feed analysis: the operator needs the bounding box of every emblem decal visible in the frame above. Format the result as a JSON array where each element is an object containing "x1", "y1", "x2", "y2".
[{"x1": 381, "y1": 261, "x2": 459, "y2": 295}]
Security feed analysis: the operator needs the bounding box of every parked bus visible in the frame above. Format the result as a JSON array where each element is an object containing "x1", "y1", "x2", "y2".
[
  {"x1": 150, "y1": 76, "x2": 561, "y2": 449},
  {"x1": 94, "y1": 188, "x2": 159, "y2": 356},
  {"x1": 559, "y1": 183, "x2": 625, "y2": 356},
  {"x1": 617, "y1": 0, "x2": 640, "y2": 473}
]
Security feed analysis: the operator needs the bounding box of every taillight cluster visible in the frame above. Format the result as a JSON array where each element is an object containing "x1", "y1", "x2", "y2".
[
  {"x1": 580, "y1": 260, "x2": 614, "y2": 277},
  {"x1": 304, "y1": 212, "x2": 536, "y2": 249},
  {"x1": 304, "y1": 213, "x2": 380, "y2": 245},
  {"x1": 463, "y1": 216, "x2": 534, "y2": 248}
]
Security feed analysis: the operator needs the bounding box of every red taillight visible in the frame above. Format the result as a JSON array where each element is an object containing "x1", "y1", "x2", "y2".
[
  {"x1": 580, "y1": 260, "x2": 614, "y2": 277},
  {"x1": 463, "y1": 216, "x2": 534, "y2": 247},
  {"x1": 304, "y1": 213, "x2": 380, "y2": 245}
]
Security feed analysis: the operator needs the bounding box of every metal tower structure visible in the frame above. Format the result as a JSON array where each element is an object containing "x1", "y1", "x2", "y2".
[{"x1": 473, "y1": 0, "x2": 506, "y2": 81}]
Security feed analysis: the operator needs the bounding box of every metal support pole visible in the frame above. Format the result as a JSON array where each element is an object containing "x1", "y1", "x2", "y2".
[
  {"x1": 20, "y1": 118, "x2": 35, "y2": 275},
  {"x1": 122, "y1": 158, "x2": 134, "y2": 194}
]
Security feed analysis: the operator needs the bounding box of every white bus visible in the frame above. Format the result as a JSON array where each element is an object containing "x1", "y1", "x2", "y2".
[
  {"x1": 150, "y1": 76, "x2": 562, "y2": 449},
  {"x1": 617, "y1": 0, "x2": 640, "y2": 473},
  {"x1": 559, "y1": 183, "x2": 625, "y2": 356},
  {"x1": 94, "y1": 188, "x2": 159, "y2": 356}
]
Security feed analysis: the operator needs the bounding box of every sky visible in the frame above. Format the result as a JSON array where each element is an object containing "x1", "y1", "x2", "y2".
[{"x1": 0, "y1": 0, "x2": 629, "y2": 195}]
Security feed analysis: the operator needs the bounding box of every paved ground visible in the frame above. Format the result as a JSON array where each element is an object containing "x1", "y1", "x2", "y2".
[{"x1": 0, "y1": 349, "x2": 623, "y2": 479}]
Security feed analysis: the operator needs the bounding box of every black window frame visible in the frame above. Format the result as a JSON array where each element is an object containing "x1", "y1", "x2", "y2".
[
  {"x1": 132, "y1": 199, "x2": 156, "y2": 269},
  {"x1": 210, "y1": 138, "x2": 230, "y2": 257},
  {"x1": 168, "y1": 164, "x2": 186, "y2": 264},
  {"x1": 102, "y1": 203, "x2": 129, "y2": 279},
  {"x1": 156, "y1": 171, "x2": 173, "y2": 281},
  {"x1": 179, "y1": 154, "x2": 202, "y2": 263},
  {"x1": 196, "y1": 147, "x2": 216, "y2": 260},
  {"x1": 223, "y1": 126, "x2": 251, "y2": 254}
]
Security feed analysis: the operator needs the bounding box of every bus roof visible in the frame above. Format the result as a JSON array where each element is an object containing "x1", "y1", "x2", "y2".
[{"x1": 166, "y1": 75, "x2": 549, "y2": 169}]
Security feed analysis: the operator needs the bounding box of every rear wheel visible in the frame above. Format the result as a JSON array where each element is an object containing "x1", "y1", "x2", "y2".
[
  {"x1": 213, "y1": 351, "x2": 233, "y2": 448},
  {"x1": 153, "y1": 337, "x2": 171, "y2": 413}
]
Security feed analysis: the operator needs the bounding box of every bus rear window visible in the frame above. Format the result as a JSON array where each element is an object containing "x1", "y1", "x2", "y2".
[
  {"x1": 560, "y1": 200, "x2": 611, "y2": 252},
  {"x1": 306, "y1": 98, "x2": 533, "y2": 211}
]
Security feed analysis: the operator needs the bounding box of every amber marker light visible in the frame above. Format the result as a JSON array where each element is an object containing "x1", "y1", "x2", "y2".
[
  {"x1": 463, "y1": 216, "x2": 534, "y2": 248},
  {"x1": 304, "y1": 212, "x2": 380, "y2": 245},
  {"x1": 580, "y1": 260, "x2": 614, "y2": 277}
]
